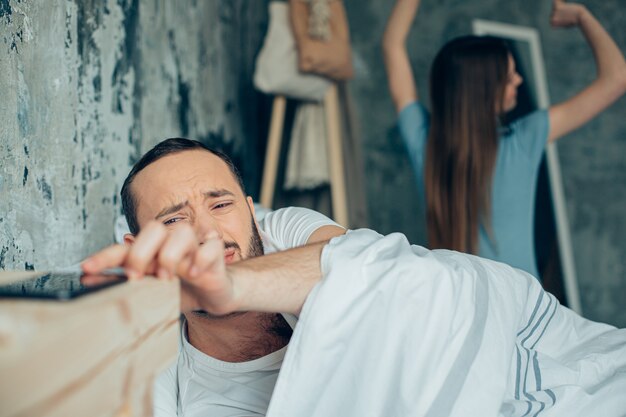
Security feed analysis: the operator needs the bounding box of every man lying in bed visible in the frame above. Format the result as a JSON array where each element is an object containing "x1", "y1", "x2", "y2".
[
  {"x1": 83, "y1": 138, "x2": 345, "y2": 416},
  {"x1": 84, "y1": 140, "x2": 626, "y2": 417}
]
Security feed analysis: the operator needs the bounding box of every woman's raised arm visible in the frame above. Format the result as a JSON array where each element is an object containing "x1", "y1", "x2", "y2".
[
  {"x1": 548, "y1": 0, "x2": 626, "y2": 142},
  {"x1": 382, "y1": 0, "x2": 422, "y2": 113}
]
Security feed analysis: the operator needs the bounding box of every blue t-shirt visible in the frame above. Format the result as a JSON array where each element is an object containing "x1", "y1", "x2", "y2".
[{"x1": 398, "y1": 101, "x2": 549, "y2": 278}]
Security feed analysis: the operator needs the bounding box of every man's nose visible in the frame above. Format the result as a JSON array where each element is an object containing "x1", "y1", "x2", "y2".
[{"x1": 195, "y1": 215, "x2": 223, "y2": 244}]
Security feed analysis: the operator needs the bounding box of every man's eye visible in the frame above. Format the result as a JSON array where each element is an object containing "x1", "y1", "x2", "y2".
[
  {"x1": 163, "y1": 217, "x2": 182, "y2": 225},
  {"x1": 213, "y1": 202, "x2": 233, "y2": 210}
]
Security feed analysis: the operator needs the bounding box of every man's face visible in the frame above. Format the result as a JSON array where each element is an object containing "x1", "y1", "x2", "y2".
[{"x1": 127, "y1": 149, "x2": 263, "y2": 263}]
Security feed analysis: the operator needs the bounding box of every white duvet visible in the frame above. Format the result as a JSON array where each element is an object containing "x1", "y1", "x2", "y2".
[{"x1": 267, "y1": 229, "x2": 626, "y2": 417}]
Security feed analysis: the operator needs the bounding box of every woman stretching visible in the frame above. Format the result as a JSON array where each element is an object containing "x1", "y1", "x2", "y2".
[{"x1": 383, "y1": 0, "x2": 626, "y2": 277}]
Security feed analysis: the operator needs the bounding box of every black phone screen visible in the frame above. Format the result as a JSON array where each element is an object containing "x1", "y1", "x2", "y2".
[{"x1": 0, "y1": 271, "x2": 128, "y2": 300}]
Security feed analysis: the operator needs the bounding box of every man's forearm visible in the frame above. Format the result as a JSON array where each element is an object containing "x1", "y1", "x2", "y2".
[
  {"x1": 84, "y1": 220, "x2": 329, "y2": 317},
  {"x1": 227, "y1": 241, "x2": 326, "y2": 316}
]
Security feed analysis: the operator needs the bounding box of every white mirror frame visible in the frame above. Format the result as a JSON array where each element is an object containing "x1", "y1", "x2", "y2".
[{"x1": 472, "y1": 19, "x2": 582, "y2": 314}]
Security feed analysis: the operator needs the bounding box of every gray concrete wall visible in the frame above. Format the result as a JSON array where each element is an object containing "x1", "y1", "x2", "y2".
[
  {"x1": 344, "y1": 0, "x2": 626, "y2": 327},
  {"x1": 0, "y1": 0, "x2": 267, "y2": 270}
]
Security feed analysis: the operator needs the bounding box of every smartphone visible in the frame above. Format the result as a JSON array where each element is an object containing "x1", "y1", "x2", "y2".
[{"x1": 0, "y1": 271, "x2": 128, "y2": 301}]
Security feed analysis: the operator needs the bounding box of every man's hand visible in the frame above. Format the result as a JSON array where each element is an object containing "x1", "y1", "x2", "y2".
[
  {"x1": 550, "y1": 0, "x2": 586, "y2": 28},
  {"x1": 83, "y1": 220, "x2": 328, "y2": 317},
  {"x1": 81, "y1": 221, "x2": 237, "y2": 315}
]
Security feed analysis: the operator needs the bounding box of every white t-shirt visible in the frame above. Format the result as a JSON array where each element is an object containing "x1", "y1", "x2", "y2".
[{"x1": 153, "y1": 207, "x2": 340, "y2": 417}]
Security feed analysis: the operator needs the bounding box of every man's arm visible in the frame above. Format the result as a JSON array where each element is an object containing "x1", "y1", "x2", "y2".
[
  {"x1": 82, "y1": 222, "x2": 325, "y2": 316},
  {"x1": 259, "y1": 206, "x2": 345, "y2": 247},
  {"x1": 307, "y1": 225, "x2": 345, "y2": 244},
  {"x1": 196, "y1": 241, "x2": 325, "y2": 316}
]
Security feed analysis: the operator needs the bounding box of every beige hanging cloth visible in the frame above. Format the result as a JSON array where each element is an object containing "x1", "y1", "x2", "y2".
[{"x1": 284, "y1": 102, "x2": 330, "y2": 190}]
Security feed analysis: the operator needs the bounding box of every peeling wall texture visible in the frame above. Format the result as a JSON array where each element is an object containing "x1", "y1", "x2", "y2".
[
  {"x1": 344, "y1": 0, "x2": 626, "y2": 327},
  {"x1": 0, "y1": 0, "x2": 267, "y2": 270}
]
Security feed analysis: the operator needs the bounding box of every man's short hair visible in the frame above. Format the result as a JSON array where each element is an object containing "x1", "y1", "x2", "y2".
[{"x1": 121, "y1": 138, "x2": 245, "y2": 235}]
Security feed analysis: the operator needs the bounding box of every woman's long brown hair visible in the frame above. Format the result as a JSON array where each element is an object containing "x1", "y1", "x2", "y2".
[{"x1": 425, "y1": 36, "x2": 509, "y2": 254}]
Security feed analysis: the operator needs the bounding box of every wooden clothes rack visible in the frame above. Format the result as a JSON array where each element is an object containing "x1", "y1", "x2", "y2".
[{"x1": 260, "y1": 84, "x2": 349, "y2": 227}]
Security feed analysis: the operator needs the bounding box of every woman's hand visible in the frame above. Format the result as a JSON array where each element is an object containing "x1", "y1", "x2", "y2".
[{"x1": 550, "y1": 0, "x2": 587, "y2": 28}]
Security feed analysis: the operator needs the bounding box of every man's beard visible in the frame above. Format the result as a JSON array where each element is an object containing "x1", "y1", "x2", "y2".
[
  {"x1": 222, "y1": 216, "x2": 264, "y2": 259},
  {"x1": 191, "y1": 216, "x2": 264, "y2": 319},
  {"x1": 246, "y1": 216, "x2": 264, "y2": 259}
]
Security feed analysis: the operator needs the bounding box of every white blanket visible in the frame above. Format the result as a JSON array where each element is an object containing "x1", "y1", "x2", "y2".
[{"x1": 267, "y1": 229, "x2": 626, "y2": 417}]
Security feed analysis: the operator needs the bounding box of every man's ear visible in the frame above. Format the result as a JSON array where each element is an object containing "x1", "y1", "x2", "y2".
[
  {"x1": 123, "y1": 233, "x2": 136, "y2": 245},
  {"x1": 246, "y1": 197, "x2": 261, "y2": 231}
]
